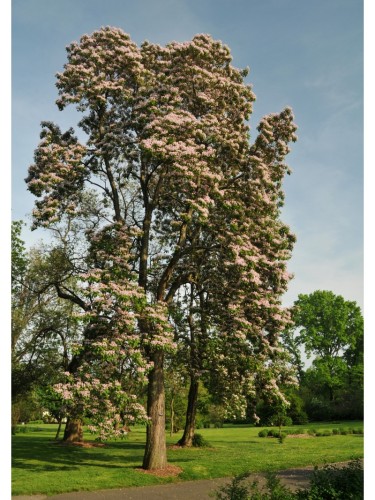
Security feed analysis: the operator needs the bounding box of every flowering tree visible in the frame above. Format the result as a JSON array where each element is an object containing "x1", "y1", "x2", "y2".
[{"x1": 26, "y1": 27, "x2": 297, "y2": 469}]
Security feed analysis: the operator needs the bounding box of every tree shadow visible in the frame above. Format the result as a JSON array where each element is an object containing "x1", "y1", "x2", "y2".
[{"x1": 12, "y1": 436, "x2": 147, "y2": 472}]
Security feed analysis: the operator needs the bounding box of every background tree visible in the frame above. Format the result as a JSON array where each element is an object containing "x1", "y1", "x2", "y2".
[
  {"x1": 11, "y1": 222, "x2": 81, "y2": 430},
  {"x1": 25, "y1": 27, "x2": 297, "y2": 469},
  {"x1": 291, "y1": 290, "x2": 364, "y2": 420}
]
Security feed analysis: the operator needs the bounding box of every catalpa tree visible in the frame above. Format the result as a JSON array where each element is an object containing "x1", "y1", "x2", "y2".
[{"x1": 26, "y1": 27, "x2": 297, "y2": 469}]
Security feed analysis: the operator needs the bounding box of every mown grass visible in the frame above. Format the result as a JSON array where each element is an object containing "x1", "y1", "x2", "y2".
[{"x1": 11, "y1": 421, "x2": 363, "y2": 496}]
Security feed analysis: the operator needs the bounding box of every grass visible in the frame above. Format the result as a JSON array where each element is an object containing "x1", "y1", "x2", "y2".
[{"x1": 11, "y1": 421, "x2": 364, "y2": 496}]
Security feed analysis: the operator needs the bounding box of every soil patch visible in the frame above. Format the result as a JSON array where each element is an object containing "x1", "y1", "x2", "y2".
[
  {"x1": 135, "y1": 464, "x2": 183, "y2": 477},
  {"x1": 167, "y1": 444, "x2": 216, "y2": 451},
  {"x1": 287, "y1": 433, "x2": 313, "y2": 438},
  {"x1": 53, "y1": 441, "x2": 106, "y2": 448}
]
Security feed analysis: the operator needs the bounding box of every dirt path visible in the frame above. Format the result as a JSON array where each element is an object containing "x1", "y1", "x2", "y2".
[{"x1": 12, "y1": 462, "x2": 342, "y2": 500}]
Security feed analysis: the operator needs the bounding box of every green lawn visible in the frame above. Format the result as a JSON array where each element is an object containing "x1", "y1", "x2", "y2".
[{"x1": 12, "y1": 421, "x2": 364, "y2": 496}]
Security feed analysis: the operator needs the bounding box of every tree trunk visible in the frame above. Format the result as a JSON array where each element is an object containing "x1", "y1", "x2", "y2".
[
  {"x1": 62, "y1": 417, "x2": 83, "y2": 442},
  {"x1": 170, "y1": 395, "x2": 175, "y2": 437},
  {"x1": 142, "y1": 351, "x2": 167, "y2": 469},
  {"x1": 178, "y1": 377, "x2": 199, "y2": 447},
  {"x1": 55, "y1": 417, "x2": 63, "y2": 440}
]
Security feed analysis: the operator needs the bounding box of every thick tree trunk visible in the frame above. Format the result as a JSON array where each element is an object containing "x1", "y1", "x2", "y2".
[
  {"x1": 62, "y1": 417, "x2": 83, "y2": 442},
  {"x1": 142, "y1": 351, "x2": 167, "y2": 469},
  {"x1": 178, "y1": 377, "x2": 199, "y2": 447}
]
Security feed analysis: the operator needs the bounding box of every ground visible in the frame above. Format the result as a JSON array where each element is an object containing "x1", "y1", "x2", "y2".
[{"x1": 12, "y1": 461, "x2": 356, "y2": 500}]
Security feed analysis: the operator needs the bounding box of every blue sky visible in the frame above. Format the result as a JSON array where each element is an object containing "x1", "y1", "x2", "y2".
[{"x1": 11, "y1": 0, "x2": 364, "y2": 310}]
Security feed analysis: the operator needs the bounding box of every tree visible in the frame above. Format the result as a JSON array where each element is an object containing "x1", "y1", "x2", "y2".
[
  {"x1": 292, "y1": 291, "x2": 363, "y2": 361},
  {"x1": 291, "y1": 290, "x2": 363, "y2": 419},
  {"x1": 26, "y1": 27, "x2": 297, "y2": 469},
  {"x1": 11, "y1": 223, "x2": 82, "y2": 431}
]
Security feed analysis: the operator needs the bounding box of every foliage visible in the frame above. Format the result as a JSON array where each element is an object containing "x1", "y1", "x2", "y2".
[
  {"x1": 164, "y1": 365, "x2": 189, "y2": 434},
  {"x1": 191, "y1": 433, "x2": 210, "y2": 447},
  {"x1": 215, "y1": 460, "x2": 363, "y2": 499},
  {"x1": 283, "y1": 291, "x2": 364, "y2": 422},
  {"x1": 11, "y1": 223, "x2": 84, "y2": 434},
  {"x1": 297, "y1": 459, "x2": 363, "y2": 499},
  {"x1": 216, "y1": 471, "x2": 295, "y2": 499},
  {"x1": 258, "y1": 429, "x2": 269, "y2": 438},
  {"x1": 11, "y1": 221, "x2": 28, "y2": 292},
  {"x1": 11, "y1": 391, "x2": 42, "y2": 429},
  {"x1": 292, "y1": 291, "x2": 363, "y2": 360},
  {"x1": 215, "y1": 471, "x2": 254, "y2": 500}
]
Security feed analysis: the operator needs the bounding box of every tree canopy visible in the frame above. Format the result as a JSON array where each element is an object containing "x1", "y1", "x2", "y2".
[{"x1": 292, "y1": 290, "x2": 363, "y2": 359}]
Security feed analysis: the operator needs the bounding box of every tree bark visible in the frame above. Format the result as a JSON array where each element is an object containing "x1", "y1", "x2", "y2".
[
  {"x1": 55, "y1": 417, "x2": 63, "y2": 440},
  {"x1": 170, "y1": 395, "x2": 175, "y2": 437},
  {"x1": 62, "y1": 417, "x2": 83, "y2": 442},
  {"x1": 142, "y1": 350, "x2": 167, "y2": 469},
  {"x1": 178, "y1": 376, "x2": 199, "y2": 447}
]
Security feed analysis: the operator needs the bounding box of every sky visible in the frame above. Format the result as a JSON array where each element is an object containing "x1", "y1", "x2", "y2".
[{"x1": 11, "y1": 0, "x2": 364, "y2": 311}]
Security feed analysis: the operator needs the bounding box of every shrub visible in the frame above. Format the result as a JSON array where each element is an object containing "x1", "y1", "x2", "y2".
[
  {"x1": 282, "y1": 416, "x2": 293, "y2": 427},
  {"x1": 267, "y1": 429, "x2": 279, "y2": 438},
  {"x1": 192, "y1": 433, "x2": 210, "y2": 447},
  {"x1": 278, "y1": 432, "x2": 287, "y2": 444},
  {"x1": 14, "y1": 425, "x2": 30, "y2": 434},
  {"x1": 216, "y1": 471, "x2": 295, "y2": 500},
  {"x1": 317, "y1": 430, "x2": 332, "y2": 437},
  {"x1": 258, "y1": 429, "x2": 268, "y2": 438},
  {"x1": 332, "y1": 428, "x2": 340, "y2": 435},
  {"x1": 215, "y1": 460, "x2": 363, "y2": 500},
  {"x1": 215, "y1": 471, "x2": 252, "y2": 500},
  {"x1": 353, "y1": 428, "x2": 363, "y2": 435},
  {"x1": 296, "y1": 459, "x2": 363, "y2": 499}
]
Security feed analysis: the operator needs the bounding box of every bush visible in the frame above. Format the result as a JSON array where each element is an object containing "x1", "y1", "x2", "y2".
[
  {"x1": 278, "y1": 432, "x2": 287, "y2": 444},
  {"x1": 332, "y1": 428, "x2": 340, "y2": 435},
  {"x1": 316, "y1": 430, "x2": 332, "y2": 437},
  {"x1": 215, "y1": 460, "x2": 363, "y2": 500},
  {"x1": 258, "y1": 429, "x2": 269, "y2": 438},
  {"x1": 192, "y1": 433, "x2": 210, "y2": 447},
  {"x1": 14, "y1": 425, "x2": 30, "y2": 434},
  {"x1": 267, "y1": 429, "x2": 280, "y2": 438},
  {"x1": 353, "y1": 428, "x2": 363, "y2": 435},
  {"x1": 216, "y1": 471, "x2": 295, "y2": 500},
  {"x1": 215, "y1": 471, "x2": 253, "y2": 500},
  {"x1": 297, "y1": 459, "x2": 363, "y2": 499}
]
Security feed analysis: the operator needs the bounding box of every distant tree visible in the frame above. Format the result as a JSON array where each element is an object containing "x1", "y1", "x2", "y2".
[
  {"x1": 292, "y1": 290, "x2": 363, "y2": 361},
  {"x1": 11, "y1": 223, "x2": 81, "y2": 430},
  {"x1": 291, "y1": 290, "x2": 363, "y2": 419}
]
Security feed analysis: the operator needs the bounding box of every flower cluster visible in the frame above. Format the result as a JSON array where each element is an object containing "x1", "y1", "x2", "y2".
[{"x1": 54, "y1": 367, "x2": 149, "y2": 441}]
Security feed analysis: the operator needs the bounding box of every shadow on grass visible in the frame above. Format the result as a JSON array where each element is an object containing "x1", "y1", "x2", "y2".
[{"x1": 12, "y1": 435, "x2": 147, "y2": 472}]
